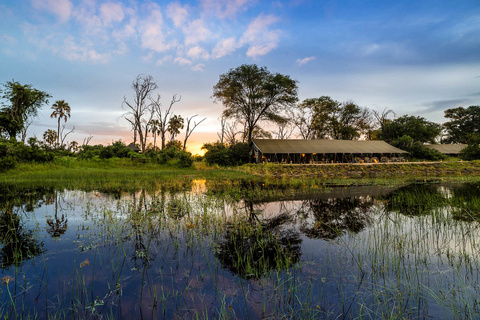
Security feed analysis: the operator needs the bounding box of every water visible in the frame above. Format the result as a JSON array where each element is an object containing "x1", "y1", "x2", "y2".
[{"x1": 1, "y1": 182, "x2": 480, "y2": 319}]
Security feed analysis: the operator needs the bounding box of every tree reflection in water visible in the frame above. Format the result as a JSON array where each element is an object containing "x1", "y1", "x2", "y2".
[
  {"x1": 297, "y1": 197, "x2": 374, "y2": 240},
  {"x1": 45, "y1": 191, "x2": 68, "y2": 238},
  {"x1": 0, "y1": 203, "x2": 44, "y2": 268},
  {"x1": 215, "y1": 200, "x2": 302, "y2": 279}
]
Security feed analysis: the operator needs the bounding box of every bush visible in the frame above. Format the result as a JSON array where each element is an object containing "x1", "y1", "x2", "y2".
[
  {"x1": 0, "y1": 139, "x2": 55, "y2": 165},
  {"x1": 460, "y1": 134, "x2": 480, "y2": 160},
  {"x1": 407, "y1": 142, "x2": 446, "y2": 161},
  {"x1": 202, "y1": 142, "x2": 250, "y2": 166},
  {"x1": 176, "y1": 151, "x2": 194, "y2": 168},
  {"x1": 0, "y1": 156, "x2": 16, "y2": 172},
  {"x1": 152, "y1": 148, "x2": 193, "y2": 168},
  {"x1": 391, "y1": 136, "x2": 445, "y2": 161}
]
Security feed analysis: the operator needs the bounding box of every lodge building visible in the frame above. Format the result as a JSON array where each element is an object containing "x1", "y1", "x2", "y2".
[{"x1": 252, "y1": 139, "x2": 408, "y2": 164}]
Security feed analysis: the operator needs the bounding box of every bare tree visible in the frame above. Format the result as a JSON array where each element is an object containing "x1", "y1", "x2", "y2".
[
  {"x1": 183, "y1": 115, "x2": 206, "y2": 151},
  {"x1": 217, "y1": 115, "x2": 227, "y2": 144},
  {"x1": 150, "y1": 94, "x2": 181, "y2": 150},
  {"x1": 372, "y1": 108, "x2": 395, "y2": 140},
  {"x1": 20, "y1": 119, "x2": 33, "y2": 143},
  {"x1": 272, "y1": 122, "x2": 294, "y2": 139},
  {"x1": 292, "y1": 106, "x2": 315, "y2": 139},
  {"x1": 59, "y1": 124, "x2": 75, "y2": 146},
  {"x1": 224, "y1": 119, "x2": 243, "y2": 145},
  {"x1": 82, "y1": 135, "x2": 93, "y2": 146},
  {"x1": 123, "y1": 74, "x2": 158, "y2": 153}
]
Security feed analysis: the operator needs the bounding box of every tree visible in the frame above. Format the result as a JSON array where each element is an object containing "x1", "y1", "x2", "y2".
[
  {"x1": 298, "y1": 96, "x2": 371, "y2": 140},
  {"x1": 43, "y1": 129, "x2": 57, "y2": 147},
  {"x1": 167, "y1": 114, "x2": 184, "y2": 142},
  {"x1": 381, "y1": 115, "x2": 441, "y2": 144},
  {"x1": 371, "y1": 108, "x2": 395, "y2": 140},
  {"x1": 149, "y1": 119, "x2": 161, "y2": 151},
  {"x1": 183, "y1": 114, "x2": 206, "y2": 151},
  {"x1": 444, "y1": 106, "x2": 480, "y2": 143},
  {"x1": 460, "y1": 133, "x2": 480, "y2": 160},
  {"x1": 150, "y1": 94, "x2": 181, "y2": 150},
  {"x1": 123, "y1": 74, "x2": 157, "y2": 153},
  {"x1": 0, "y1": 80, "x2": 51, "y2": 140},
  {"x1": 213, "y1": 64, "x2": 298, "y2": 145},
  {"x1": 50, "y1": 100, "x2": 71, "y2": 146}
]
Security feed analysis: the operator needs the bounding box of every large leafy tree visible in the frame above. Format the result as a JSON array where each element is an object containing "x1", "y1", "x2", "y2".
[
  {"x1": 443, "y1": 106, "x2": 480, "y2": 143},
  {"x1": 213, "y1": 64, "x2": 298, "y2": 145},
  {"x1": 381, "y1": 115, "x2": 441, "y2": 144},
  {"x1": 296, "y1": 96, "x2": 371, "y2": 140},
  {"x1": 50, "y1": 100, "x2": 71, "y2": 146},
  {"x1": 0, "y1": 80, "x2": 51, "y2": 141}
]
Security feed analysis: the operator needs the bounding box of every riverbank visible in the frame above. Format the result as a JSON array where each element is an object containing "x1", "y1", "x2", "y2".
[
  {"x1": 240, "y1": 160, "x2": 480, "y2": 181},
  {"x1": 1, "y1": 158, "x2": 479, "y2": 193}
]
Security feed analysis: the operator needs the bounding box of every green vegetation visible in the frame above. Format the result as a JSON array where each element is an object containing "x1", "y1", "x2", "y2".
[
  {"x1": 460, "y1": 133, "x2": 480, "y2": 160},
  {"x1": 202, "y1": 141, "x2": 250, "y2": 166},
  {"x1": 213, "y1": 64, "x2": 299, "y2": 145},
  {"x1": 0, "y1": 80, "x2": 51, "y2": 141}
]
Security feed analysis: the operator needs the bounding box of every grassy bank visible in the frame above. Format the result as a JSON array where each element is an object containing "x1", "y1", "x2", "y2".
[
  {"x1": 1, "y1": 158, "x2": 479, "y2": 193},
  {"x1": 241, "y1": 160, "x2": 480, "y2": 183}
]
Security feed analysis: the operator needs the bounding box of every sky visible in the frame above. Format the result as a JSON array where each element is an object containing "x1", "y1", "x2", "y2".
[{"x1": 1, "y1": 0, "x2": 479, "y2": 154}]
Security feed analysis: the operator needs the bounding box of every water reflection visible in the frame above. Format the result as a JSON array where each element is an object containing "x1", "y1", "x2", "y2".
[
  {"x1": 1, "y1": 182, "x2": 480, "y2": 319},
  {"x1": 0, "y1": 203, "x2": 44, "y2": 268},
  {"x1": 215, "y1": 200, "x2": 302, "y2": 279},
  {"x1": 298, "y1": 197, "x2": 373, "y2": 239}
]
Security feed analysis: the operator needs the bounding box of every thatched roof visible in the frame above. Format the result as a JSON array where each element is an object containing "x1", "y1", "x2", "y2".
[
  {"x1": 424, "y1": 144, "x2": 467, "y2": 154},
  {"x1": 252, "y1": 139, "x2": 408, "y2": 154}
]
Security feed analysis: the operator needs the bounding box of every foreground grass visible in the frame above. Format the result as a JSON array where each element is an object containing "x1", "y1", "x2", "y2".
[{"x1": 1, "y1": 158, "x2": 480, "y2": 194}]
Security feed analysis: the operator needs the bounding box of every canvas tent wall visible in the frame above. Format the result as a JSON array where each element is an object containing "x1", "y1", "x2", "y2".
[
  {"x1": 252, "y1": 139, "x2": 408, "y2": 163},
  {"x1": 424, "y1": 144, "x2": 467, "y2": 155}
]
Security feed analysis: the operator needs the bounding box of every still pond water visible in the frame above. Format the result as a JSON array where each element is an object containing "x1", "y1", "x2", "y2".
[{"x1": 1, "y1": 181, "x2": 480, "y2": 319}]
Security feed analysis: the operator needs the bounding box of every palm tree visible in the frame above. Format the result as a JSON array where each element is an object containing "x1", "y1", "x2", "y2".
[
  {"x1": 167, "y1": 115, "x2": 184, "y2": 142},
  {"x1": 43, "y1": 129, "x2": 57, "y2": 147},
  {"x1": 50, "y1": 100, "x2": 71, "y2": 146},
  {"x1": 150, "y1": 119, "x2": 161, "y2": 151}
]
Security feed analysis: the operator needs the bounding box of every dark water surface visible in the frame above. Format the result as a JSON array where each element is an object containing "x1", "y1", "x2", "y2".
[{"x1": 1, "y1": 182, "x2": 480, "y2": 319}]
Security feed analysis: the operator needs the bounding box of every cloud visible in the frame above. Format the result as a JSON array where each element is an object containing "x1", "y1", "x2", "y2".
[
  {"x1": 61, "y1": 36, "x2": 110, "y2": 63},
  {"x1": 212, "y1": 37, "x2": 239, "y2": 58},
  {"x1": 166, "y1": 2, "x2": 189, "y2": 27},
  {"x1": 187, "y1": 46, "x2": 210, "y2": 59},
  {"x1": 184, "y1": 19, "x2": 211, "y2": 46},
  {"x1": 297, "y1": 56, "x2": 315, "y2": 66},
  {"x1": 31, "y1": 0, "x2": 73, "y2": 22},
  {"x1": 420, "y1": 98, "x2": 472, "y2": 113},
  {"x1": 139, "y1": 3, "x2": 174, "y2": 53},
  {"x1": 99, "y1": 2, "x2": 125, "y2": 25},
  {"x1": 174, "y1": 57, "x2": 192, "y2": 65},
  {"x1": 200, "y1": 0, "x2": 256, "y2": 19},
  {"x1": 191, "y1": 63, "x2": 205, "y2": 72},
  {"x1": 241, "y1": 14, "x2": 281, "y2": 58}
]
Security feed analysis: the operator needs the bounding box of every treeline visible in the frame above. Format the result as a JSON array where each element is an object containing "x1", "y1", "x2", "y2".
[
  {"x1": 0, "y1": 138, "x2": 197, "y2": 172},
  {"x1": 0, "y1": 77, "x2": 204, "y2": 171},
  {"x1": 205, "y1": 64, "x2": 480, "y2": 164},
  {"x1": 2, "y1": 65, "x2": 480, "y2": 170}
]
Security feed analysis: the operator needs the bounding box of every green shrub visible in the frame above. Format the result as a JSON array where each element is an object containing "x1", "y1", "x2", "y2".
[
  {"x1": 460, "y1": 134, "x2": 480, "y2": 160},
  {"x1": 407, "y1": 142, "x2": 446, "y2": 161},
  {"x1": 0, "y1": 156, "x2": 16, "y2": 172},
  {"x1": 176, "y1": 151, "x2": 194, "y2": 168},
  {"x1": 202, "y1": 142, "x2": 250, "y2": 166}
]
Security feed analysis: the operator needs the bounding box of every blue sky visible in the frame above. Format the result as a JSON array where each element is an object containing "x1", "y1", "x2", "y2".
[{"x1": 1, "y1": 0, "x2": 479, "y2": 153}]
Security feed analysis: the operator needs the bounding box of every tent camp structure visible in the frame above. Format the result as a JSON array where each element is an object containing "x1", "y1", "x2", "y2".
[
  {"x1": 252, "y1": 139, "x2": 408, "y2": 164},
  {"x1": 424, "y1": 144, "x2": 467, "y2": 155}
]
